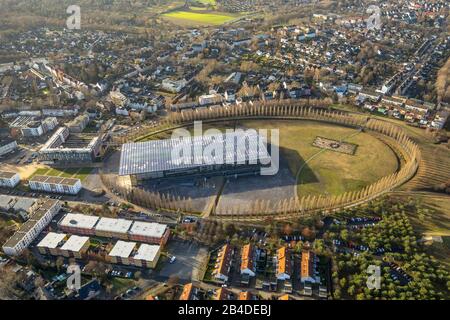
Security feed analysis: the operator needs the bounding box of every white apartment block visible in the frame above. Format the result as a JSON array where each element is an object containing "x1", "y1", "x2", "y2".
[
  {"x1": 29, "y1": 176, "x2": 82, "y2": 195},
  {"x1": 0, "y1": 139, "x2": 17, "y2": 156},
  {"x1": 0, "y1": 171, "x2": 20, "y2": 188},
  {"x1": 2, "y1": 199, "x2": 62, "y2": 256}
]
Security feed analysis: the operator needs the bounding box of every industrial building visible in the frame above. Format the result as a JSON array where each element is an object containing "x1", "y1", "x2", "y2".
[
  {"x1": 0, "y1": 171, "x2": 20, "y2": 188},
  {"x1": 108, "y1": 240, "x2": 161, "y2": 268},
  {"x1": 119, "y1": 131, "x2": 271, "y2": 184},
  {"x1": 2, "y1": 199, "x2": 62, "y2": 256},
  {"x1": 38, "y1": 126, "x2": 102, "y2": 164},
  {"x1": 57, "y1": 213, "x2": 170, "y2": 245},
  {"x1": 29, "y1": 175, "x2": 82, "y2": 195},
  {"x1": 0, "y1": 138, "x2": 17, "y2": 157}
]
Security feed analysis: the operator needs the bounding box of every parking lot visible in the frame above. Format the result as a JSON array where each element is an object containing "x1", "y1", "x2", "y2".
[{"x1": 157, "y1": 240, "x2": 206, "y2": 283}]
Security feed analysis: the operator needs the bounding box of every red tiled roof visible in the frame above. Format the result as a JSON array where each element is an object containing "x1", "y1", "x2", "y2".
[
  {"x1": 240, "y1": 244, "x2": 254, "y2": 272},
  {"x1": 179, "y1": 283, "x2": 193, "y2": 300}
]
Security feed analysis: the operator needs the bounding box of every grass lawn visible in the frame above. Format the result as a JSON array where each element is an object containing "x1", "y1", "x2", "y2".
[
  {"x1": 163, "y1": 10, "x2": 237, "y2": 25},
  {"x1": 242, "y1": 120, "x2": 399, "y2": 197},
  {"x1": 401, "y1": 194, "x2": 450, "y2": 236},
  {"x1": 30, "y1": 167, "x2": 93, "y2": 182},
  {"x1": 110, "y1": 277, "x2": 136, "y2": 295}
]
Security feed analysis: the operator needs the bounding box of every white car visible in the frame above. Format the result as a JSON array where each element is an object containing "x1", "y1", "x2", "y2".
[{"x1": 169, "y1": 256, "x2": 176, "y2": 264}]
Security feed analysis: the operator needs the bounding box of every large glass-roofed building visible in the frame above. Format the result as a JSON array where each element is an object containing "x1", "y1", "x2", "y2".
[{"x1": 119, "y1": 130, "x2": 272, "y2": 182}]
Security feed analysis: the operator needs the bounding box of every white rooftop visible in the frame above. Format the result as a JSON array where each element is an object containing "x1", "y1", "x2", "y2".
[
  {"x1": 108, "y1": 241, "x2": 136, "y2": 258},
  {"x1": 59, "y1": 213, "x2": 99, "y2": 229},
  {"x1": 95, "y1": 218, "x2": 133, "y2": 234},
  {"x1": 37, "y1": 232, "x2": 66, "y2": 249},
  {"x1": 133, "y1": 244, "x2": 160, "y2": 262},
  {"x1": 60, "y1": 235, "x2": 90, "y2": 252},
  {"x1": 129, "y1": 221, "x2": 167, "y2": 238}
]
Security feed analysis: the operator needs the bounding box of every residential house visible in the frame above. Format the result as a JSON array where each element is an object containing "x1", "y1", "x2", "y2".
[
  {"x1": 276, "y1": 247, "x2": 291, "y2": 281},
  {"x1": 240, "y1": 243, "x2": 256, "y2": 277},
  {"x1": 213, "y1": 244, "x2": 233, "y2": 283},
  {"x1": 300, "y1": 250, "x2": 319, "y2": 284}
]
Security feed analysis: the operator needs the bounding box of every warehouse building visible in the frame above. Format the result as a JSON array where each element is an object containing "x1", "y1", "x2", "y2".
[
  {"x1": 38, "y1": 127, "x2": 102, "y2": 164},
  {"x1": 0, "y1": 138, "x2": 17, "y2": 157},
  {"x1": 108, "y1": 240, "x2": 161, "y2": 268},
  {"x1": 29, "y1": 175, "x2": 82, "y2": 195},
  {"x1": 119, "y1": 131, "x2": 271, "y2": 184},
  {"x1": 0, "y1": 171, "x2": 20, "y2": 188},
  {"x1": 2, "y1": 199, "x2": 62, "y2": 256}
]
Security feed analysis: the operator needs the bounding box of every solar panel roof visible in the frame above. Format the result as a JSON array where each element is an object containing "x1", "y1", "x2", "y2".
[{"x1": 119, "y1": 131, "x2": 271, "y2": 176}]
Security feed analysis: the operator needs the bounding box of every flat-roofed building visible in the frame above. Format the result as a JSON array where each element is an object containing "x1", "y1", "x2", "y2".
[
  {"x1": 119, "y1": 131, "x2": 271, "y2": 184},
  {"x1": 58, "y1": 213, "x2": 99, "y2": 236},
  {"x1": 132, "y1": 244, "x2": 161, "y2": 268},
  {"x1": 108, "y1": 240, "x2": 136, "y2": 265},
  {"x1": 0, "y1": 138, "x2": 17, "y2": 156},
  {"x1": 0, "y1": 171, "x2": 20, "y2": 188},
  {"x1": 128, "y1": 221, "x2": 170, "y2": 245},
  {"x1": 21, "y1": 121, "x2": 44, "y2": 137},
  {"x1": 95, "y1": 217, "x2": 132, "y2": 240},
  {"x1": 12, "y1": 197, "x2": 37, "y2": 220},
  {"x1": 41, "y1": 117, "x2": 58, "y2": 133},
  {"x1": 38, "y1": 127, "x2": 102, "y2": 164},
  {"x1": 37, "y1": 232, "x2": 67, "y2": 256},
  {"x1": 59, "y1": 235, "x2": 90, "y2": 259},
  {"x1": 0, "y1": 195, "x2": 15, "y2": 211},
  {"x1": 29, "y1": 175, "x2": 82, "y2": 195},
  {"x1": 108, "y1": 241, "x2": 161, "y2": 268},
  {"x1": 66, "y1": 114, "x2": 89, "y2": 133},
  {"x1": 2, "y1": 199, "x2": 61, "y2": 256}
]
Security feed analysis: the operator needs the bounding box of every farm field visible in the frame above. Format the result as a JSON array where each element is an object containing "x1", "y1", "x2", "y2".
[{"x1": 162, "y1": 10, "x2": 238, "y2": 26}]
